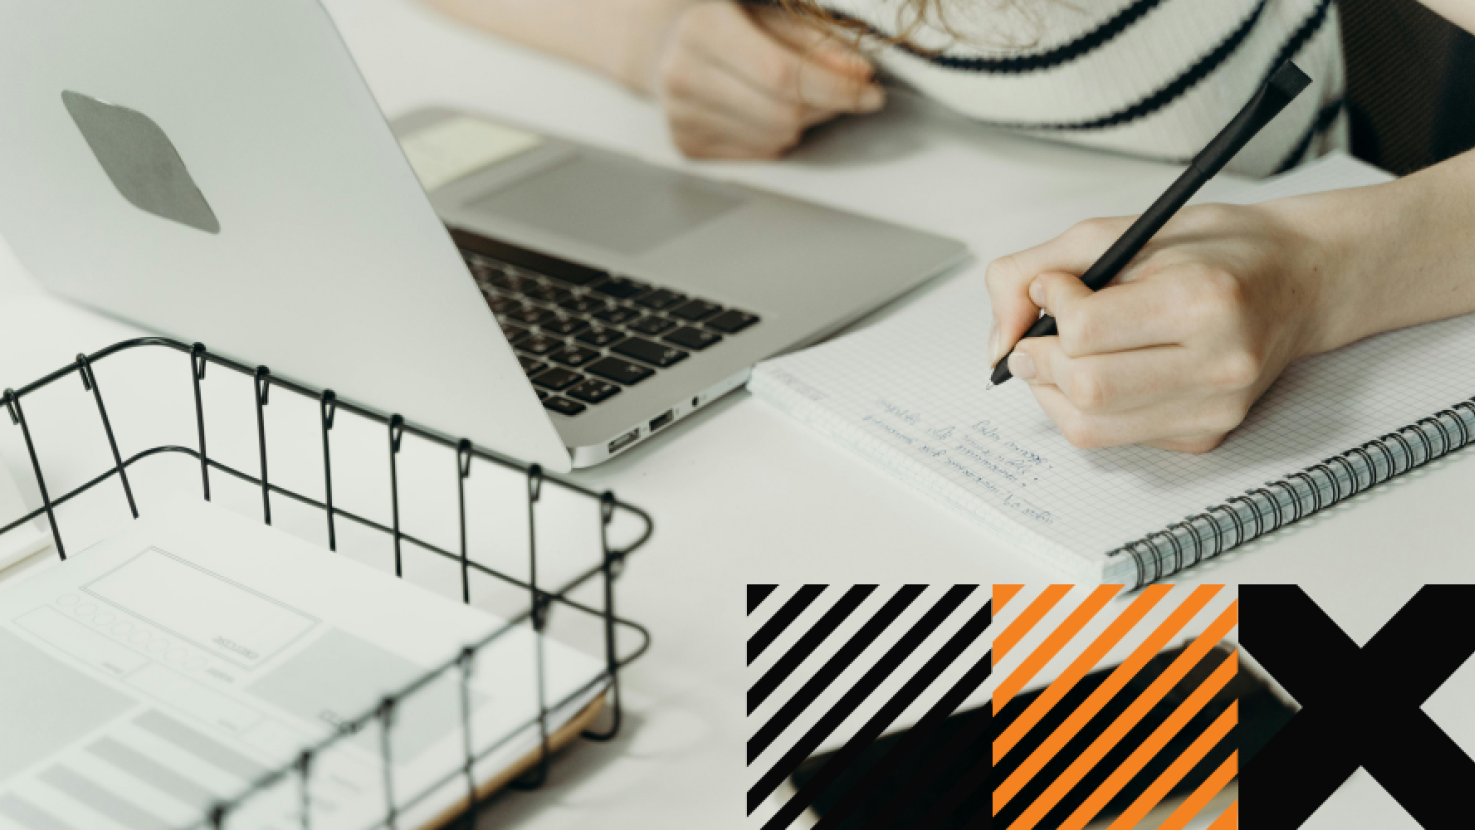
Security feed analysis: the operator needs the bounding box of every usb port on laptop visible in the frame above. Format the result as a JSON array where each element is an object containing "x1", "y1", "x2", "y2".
[
  {"x1": 649, "y1": 410, "x2": 674, "y2": 432},
  {"x1": 608, "y1": 428, "x2": 640, "y2": 455}
]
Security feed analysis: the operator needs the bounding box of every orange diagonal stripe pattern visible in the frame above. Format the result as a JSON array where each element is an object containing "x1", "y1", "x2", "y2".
[
  {"x1": 1107, "y1": 702, "x2": 1239, "y2": 830},
  {"x1": 995, "y1": 584, "x2": 1024, "y2": 614},
  {"x1": 994, "y1": 585, "x2": 1172, "y2": 763},
  {"x1": 993, "y1": 584, "x2": 1071, "y2": 667},
  {"x1": 1207, "y1": 800, "x2": 1238, "y2": 830},
  {"x1": 994, "y1": 584, "x2": 1223, "y2": 811},
  {"x1": 994, "y1": 585, "x2": 1120, "y2": 713},
  {"x1": 1009, "y1": 600, "x2": 1239, "y2": 830},
  {"x1": 1058, "y1": 651, "x2": 1239, "y2": 830},
  {"x1": 1156, "y1": 751, "x2": 1239, "y2": 830}
]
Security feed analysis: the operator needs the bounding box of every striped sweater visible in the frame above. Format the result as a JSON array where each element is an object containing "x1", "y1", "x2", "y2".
[{"x1": 826, "y1": 0, "x2": 1348, "y2": 177}]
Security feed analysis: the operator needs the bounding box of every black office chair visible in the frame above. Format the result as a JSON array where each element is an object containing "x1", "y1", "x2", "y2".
[{"x1": 1339, "y1": 0, "x2": 1475, "y2": 175}]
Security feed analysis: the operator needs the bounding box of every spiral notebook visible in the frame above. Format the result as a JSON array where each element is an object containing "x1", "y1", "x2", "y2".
[{"x1": 750, "y1": 153, "x2": 1472, "y2": 586}]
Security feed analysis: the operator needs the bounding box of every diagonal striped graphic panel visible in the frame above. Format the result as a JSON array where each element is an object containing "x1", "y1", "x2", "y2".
[
  {"x1": 748, "y1": 585, "x2": 1244, "y2": 829},
  {"x1": 746, "y1": 585, "x2": 995, "y2": 829},
  {"x1": 992, "y1": 584, "x2": 1240, "y2": 830}
]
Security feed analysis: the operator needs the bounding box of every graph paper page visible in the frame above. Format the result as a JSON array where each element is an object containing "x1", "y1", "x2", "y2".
[{"x1": 751, "y1": 154, "x2": 1472, "y2": 579}]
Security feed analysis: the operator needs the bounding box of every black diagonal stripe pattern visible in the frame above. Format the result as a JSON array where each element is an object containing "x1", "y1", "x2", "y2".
[
  {"x1": 749, "y1": 585, "x2": 824, "y2": 665},
  {"x1": 766, "y1": 599, "x2": 994, "y2": 830},
  {"x1": 748, "y1": 584, "x2": 777, "y2": 615},
  {"x1": 749, "y1": 589, "x2": 920, "y2": 766},
  {"x1": 748, "y1": 586, "x2": 923, "y2": 765},
  {"x1": 813, "y1": 636, "x2": 995, "y2": 830},
  {"x1": 747, "y1": 585, "x2": 973, "y2": 813},
  {"x1": 746, "y1": 585, "x2": 996, "y2": 823},
  {"x1": 875, "y1": 704, "x2": 995, "y2": 829},
  {"x1": 750, "y1": 585, "x2": 876, "y2": 714}
]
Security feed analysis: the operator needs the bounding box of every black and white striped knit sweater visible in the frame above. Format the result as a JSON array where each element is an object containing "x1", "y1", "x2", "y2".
[{"x1": 828, "y1": 0, "x2": 1348, "y2": 176}]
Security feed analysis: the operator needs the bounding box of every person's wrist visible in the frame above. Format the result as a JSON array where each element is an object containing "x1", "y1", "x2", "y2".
[
  {"x1": 614, "y1": 0, "x2": 705, "y2": 95},
  {"x1": 1259, "y1": 189, "x2": 1384, "y2": 358}
]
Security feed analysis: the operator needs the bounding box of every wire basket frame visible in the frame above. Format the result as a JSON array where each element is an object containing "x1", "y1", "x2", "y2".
[{"x1": 0, "y1": 336, "x2": 654, "y2": 830}]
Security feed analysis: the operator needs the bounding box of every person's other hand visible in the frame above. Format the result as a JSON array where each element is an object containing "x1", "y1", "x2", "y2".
[
  {"x1": 985, "y1": 203, "x2": 1338, "y2": 453},
  {"x1": 648, "y1": 2, "x2": 885, "y2": 159}
]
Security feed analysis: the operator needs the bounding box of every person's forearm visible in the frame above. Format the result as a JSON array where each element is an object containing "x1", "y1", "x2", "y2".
[
  {"x1": 1272, "y1": 147, "x2": 1475, "y2": 355},
  {"x1": 421, "y1": 0, "x2": 701, "y2": 92}
]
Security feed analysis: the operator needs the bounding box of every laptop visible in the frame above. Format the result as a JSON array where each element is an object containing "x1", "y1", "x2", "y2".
[{"x1": 0, "y1": 0, "x2": 966, "y2": 472}]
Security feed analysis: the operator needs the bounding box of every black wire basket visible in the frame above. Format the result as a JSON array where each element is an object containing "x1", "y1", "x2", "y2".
[{"x1": 0, "y1": 336, "x2": 654, "y2": 829}]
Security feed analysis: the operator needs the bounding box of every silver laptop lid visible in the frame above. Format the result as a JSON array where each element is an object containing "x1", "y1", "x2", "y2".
[{"x1": 0, "y1": 0, "x2": 570, "y2": 471}]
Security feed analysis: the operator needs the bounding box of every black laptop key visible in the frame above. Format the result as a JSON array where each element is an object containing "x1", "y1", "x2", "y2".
[
  {"x1": 671, "y1": 299, "x2": 723, "y2": 321},
  {"x1": 482, "y1": 293, "x2": 520, "y2": 314},
  {"x1": 559, "y1": 294, "x2": 608, "y2": 315},
  {"x1": 531, "y1": 258, "x2": 607, "y2": 287},
  {"x1": 517, "y1": 355, "x2": 547, "y2": 376},
  {"x1": 541, "y1": 316, "x2": 588, "y2": 337},
  {"x1": 536, "y1": 389, "x2": 550, "y2": 401},
  {"x1": 500, "y1": 322, "x2": 529, "y2": 342},
  {"x1": 630, "y1": 315, "x2": 676, "y2": 336},
  {"x1": 705, "y1": 309, "x2": 760, "y2": 333},
  {"x1": 488, "y1": 271, "x2": 539, "y2": 293},
  {"x1": 451, "y1": 230, "x2": 608, "y2": 286},
  {"x1": 521, "y1": 283, "x2": 572, "y2": 305},
  {"x1": 567, "y1": 379, "x2": 621, "y2": 404},
  {"x1": 612, "y1": 338, "x2": 689, "y2": 368},
  {"x1": 592, "y1": 276, "x2": 650, "y2": 300},
  {"x1": 532, "y1": 367, "x2": 582, "y2": 391},
  {"x1": 635, "y1": 288, "x2": 686, "y2": 311},
  {"x1": 507, "y1": 305, "x2": 555, "y2": 326},
  {"x1": 665, "y1": 326, "x2": 722, "y2": 351},
  {"x1": 588, "y1": 357, "x2": 654, "y2": 385},
  {"x1": 576, "y1": 325, "x2": 625, "y2": 348},
  {"x1": 594, "y1": 305, "x2": 642, "y2": 326},
  {"x1": 467, "y1": 260, "x2": 501, "y2": 283},
  {"x1": 549, "y1": 345, "x2": 600, "y2": 368},
  {"x1": 543, "y1": 396, "x2": 587, "y2": 416},
  {"x1": 516, "y1": 332, "x2": 563, "y2": 356}
]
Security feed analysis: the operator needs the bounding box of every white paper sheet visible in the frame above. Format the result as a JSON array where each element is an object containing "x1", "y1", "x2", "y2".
[
  {"x1": 0, "y1": 496, "x2": 606, "y2": 830},
  {"x1": 399, "y1": 116, "x2": 542, "y2": 191}
]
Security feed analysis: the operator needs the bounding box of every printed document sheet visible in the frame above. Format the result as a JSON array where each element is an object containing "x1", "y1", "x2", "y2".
[{"x1": 0, "y1": 497, "x2": 606, "y2": 830}]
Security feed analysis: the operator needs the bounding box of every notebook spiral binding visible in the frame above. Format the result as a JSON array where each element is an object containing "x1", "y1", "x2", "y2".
[
  {"x1": 0, "y1": 337, "x2": 654, "y2": 830},
  {"x1": 1109, "y1": 399, "x2": 1475, "y2": 588}
]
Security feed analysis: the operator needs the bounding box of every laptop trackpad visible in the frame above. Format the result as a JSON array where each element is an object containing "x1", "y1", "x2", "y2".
[{"x1": 465, "y1": 153, "x2": 745, "y2": 256}]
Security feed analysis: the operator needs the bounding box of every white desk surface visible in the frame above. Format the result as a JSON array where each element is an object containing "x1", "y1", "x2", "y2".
[{"x1": 1, "y1": 1, "x2": 1471, "y2": 828}]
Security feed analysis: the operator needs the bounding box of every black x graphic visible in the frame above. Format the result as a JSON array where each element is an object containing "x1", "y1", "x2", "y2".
[{"x1": 1240, "y1": 585, "x2": 1475, "y2": 829}]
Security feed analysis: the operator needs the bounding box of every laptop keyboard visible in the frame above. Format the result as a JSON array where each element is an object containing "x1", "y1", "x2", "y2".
[{"x1": 453, "y1": 231, "x2": 760, "y2": 417}]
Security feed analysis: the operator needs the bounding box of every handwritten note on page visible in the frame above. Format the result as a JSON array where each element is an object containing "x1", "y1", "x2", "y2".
[{"x1": 751, "y1": 154, "x2": 1475, "y2": 581}]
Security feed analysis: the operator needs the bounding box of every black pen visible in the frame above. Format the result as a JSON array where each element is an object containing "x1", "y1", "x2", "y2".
[{"x1": 988, "y1": 60, "x2": 1311, "y2": 388}]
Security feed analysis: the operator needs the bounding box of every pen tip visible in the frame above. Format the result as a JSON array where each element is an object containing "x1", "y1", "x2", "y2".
[{"x1": 984, "y1": 382, "x2": 994, "y2": 391}]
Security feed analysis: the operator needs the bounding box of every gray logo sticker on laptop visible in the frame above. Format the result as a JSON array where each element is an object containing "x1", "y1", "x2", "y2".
[{"x1": 62, "y1": 90, "x2": 220, "y2": 234}]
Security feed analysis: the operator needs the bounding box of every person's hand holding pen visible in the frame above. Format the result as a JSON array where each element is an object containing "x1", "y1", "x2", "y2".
[
  {"x1": 984, "y1": 203, "x2": 1336, "y2": 453},
  {"x1": 981, "y1": 60, "x2": 1335, "y2": 455},
  {"x1": 986, "y1": 130, "x2": 1475, "y2": 455}
]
